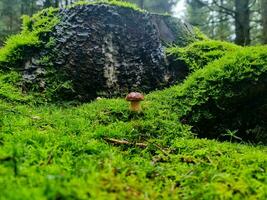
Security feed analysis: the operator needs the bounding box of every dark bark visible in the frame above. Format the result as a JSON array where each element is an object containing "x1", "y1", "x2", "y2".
[
  {"x1": 235, "y1": 0, "x2": 250, "y2": 45},
  {"x1": 55, "y1": 0, "x2": 59, "y2": 7},
  {"x1": 193, "y1": 0, "x2": 251, "y2": 45},
  {"x1": 262, "y1": 0, "x2": 267, "y2": 44},
  {"x1": 43, "y1": 0, "x2": 52, "y2": 8},
  {"x1": 30, "y1": 0, "x2": 34, "y2": 16},
  {"x1": 218, "y1": 0, "x2": 227, "y2": 40},
  {"x1": 20, "y1": 2, "x2": 25, "y2": 16},
  {"x1": 139, "y1": 0, "x2": 145, "y2": 9},
  {"x1": 9, "y1": 12, "x2": 13, "y2": 31}
]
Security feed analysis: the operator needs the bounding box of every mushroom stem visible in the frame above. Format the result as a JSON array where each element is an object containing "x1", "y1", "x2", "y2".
[{"x1": 130, "y1": 101, "x2": 142, "y2": 112}]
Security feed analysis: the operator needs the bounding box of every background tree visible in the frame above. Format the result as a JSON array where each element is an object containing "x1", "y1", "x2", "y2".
[
  {"x1": 234, "y1": 0, "x2": 250, "y2": 45},
  {"x1": 262, "y1": 0, "x2": 267, "y2": 44},
  {"x1": 185, "y1": 0, "x2": 264, "y2": 46},
  {"x1": 0, "y1": 0, "x2": 20, "y2": 45},
  {"x1": 186, "y1": 0, "x2": 211, "y2": 37}
]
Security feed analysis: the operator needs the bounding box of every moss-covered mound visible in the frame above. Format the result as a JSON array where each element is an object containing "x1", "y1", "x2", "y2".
[
  {"x1": 167, "y1": 40, "x2": 240, "y2": 73},
  {"x1": 160, "y1": 45, "x2": 267, "y2": 143}
]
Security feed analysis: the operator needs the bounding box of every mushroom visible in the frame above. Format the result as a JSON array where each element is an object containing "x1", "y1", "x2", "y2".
[
  {"x1": 125, "y1": 92, "x2": 144, "y2": 112},
  {"x1": 96, "y1": 97, "x2": 102, "y2": 101}
]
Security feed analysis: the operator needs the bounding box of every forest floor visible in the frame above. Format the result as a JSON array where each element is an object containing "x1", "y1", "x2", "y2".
[{"x1": 0, "y1": 73, "x2": 266, "y2": 200}]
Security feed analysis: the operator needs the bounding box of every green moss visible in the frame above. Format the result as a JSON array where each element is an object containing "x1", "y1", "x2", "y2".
[
  {"x1": 0, "y1": 41, "x2": 266, "y2": 199},
  {"x1": 74, "y1": 0, "x2": 145, "y2": 12},
  {"x1": 193, "y1": 27, "x2": 209, "y2": 41},
  {"x1": 0, "y1": 34, "x2": 40, "y2": 67},
  {"x1": 22, "y1": 8, "x2": 59, "y2": 34},
  {"x1": 0, "y1": 81, "x2": 266, "y2": 199},
  {"x1": 0, "y1": 71, "x2": 32, "y2": 103},
  {"x1": 0, "y1": 7, "x2": 59, "y2": 70},
  {"x1": 167, "y1": 40, "x2": 240, "y2": 72},
  {"x1": 158, "y1": 45, "x2": 267, "y2": 143}
]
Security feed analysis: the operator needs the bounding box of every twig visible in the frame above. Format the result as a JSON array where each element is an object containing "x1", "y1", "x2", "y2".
[
  {"x1": 103, "y1": 138, "x2": 147, "y2": 148},
  {"x1": 140, "y1": 137, "x2": 171, "y2": 158},
  {"x1": 150, "y1": 141, "x2": 170, "y2": 157},
  {"x1": 0, "y1": 156, "x2": 13, "y2": 162},
  {"x1": 104, "y1": 138, "x2": 171, "y2": 158}
]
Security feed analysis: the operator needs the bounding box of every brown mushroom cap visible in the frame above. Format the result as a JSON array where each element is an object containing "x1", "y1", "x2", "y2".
[{"x1": 126, "y1": 92, "x2": 144, "y2": 101}]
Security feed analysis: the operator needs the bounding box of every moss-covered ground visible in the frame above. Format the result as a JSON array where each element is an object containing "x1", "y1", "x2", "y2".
[{"x1": 0, "y1": 65, "x2": 266, "y2": 199}]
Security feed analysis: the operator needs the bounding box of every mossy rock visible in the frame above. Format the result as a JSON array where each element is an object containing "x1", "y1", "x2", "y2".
[{"x1": 0, "y1": 1, "x2": 198, "y2": 101}]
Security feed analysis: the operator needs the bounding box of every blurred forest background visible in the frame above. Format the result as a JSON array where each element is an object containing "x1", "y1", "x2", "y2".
[{"x1": 0, "y1": 0, "x2": 266, "y2": 46}]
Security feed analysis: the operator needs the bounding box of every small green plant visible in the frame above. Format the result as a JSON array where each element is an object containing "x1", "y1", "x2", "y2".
[{"x1": 221, "y1": 130, "x2": 242, "y2": 143}]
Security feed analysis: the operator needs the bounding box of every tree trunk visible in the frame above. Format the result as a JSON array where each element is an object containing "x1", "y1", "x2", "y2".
[
  {"x1": 218, "y1": 0, "x2": 229, "y2": 41},
  {"x1": 235, "y1": 0, "x2": 250, "y2": 46},
  {"x1": 55, "y1": 0, "x2": 59, "y2": 7},
  {"x1": 30, "y1": 0, "x2": 34, "y2": 16},
  {"x1": 262, "y1": 0, "x2": 267, "y2": 44},
  {"x1": 139, "y1": 0, "x2": 144, "y2": 9},
  {"x1": 20, "y1": 2, "x2": 25, "y2": 16},
  {"x1": 44, "y1": 0, "x2": 52, "y2": 8},
  {"x1": 9, "y1": 13, "x2": 13, "y2": 32}
]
